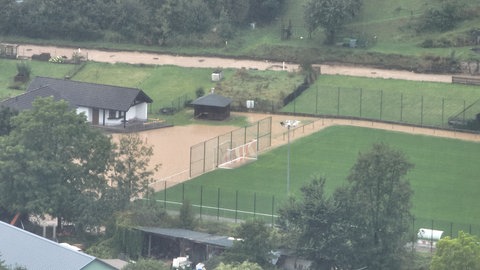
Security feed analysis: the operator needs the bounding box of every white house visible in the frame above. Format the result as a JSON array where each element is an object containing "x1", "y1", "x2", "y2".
[{"x1": 1, "y1": 76, "x2": 153, "y2": 127}]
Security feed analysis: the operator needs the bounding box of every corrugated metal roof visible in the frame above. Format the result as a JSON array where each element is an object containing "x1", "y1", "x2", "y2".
[
  {"x1": 191, "y1": 94, "x2": 232, "y2": 107},
  {"x1": 1, "y1": 76, "x2": 152, "y2": 112},
  {"x1": 137, "y1": 227, "x2": 234, "y2": 248},
  {"x1": 0, "y1": 221, "x2": 96, "y2": 270}
]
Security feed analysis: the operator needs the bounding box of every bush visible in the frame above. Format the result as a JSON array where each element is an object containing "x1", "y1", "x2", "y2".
[
  {"x1": 416, "y1": 2, "x2": 465, "y2": 33},
  {"x1": 16, "y1": 61, "x2": 31, "y2": 78}
]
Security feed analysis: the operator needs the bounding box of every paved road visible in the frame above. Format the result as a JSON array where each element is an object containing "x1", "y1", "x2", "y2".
[{"x1": 18, "y1": 44, "x2": 453, "y2": 83}]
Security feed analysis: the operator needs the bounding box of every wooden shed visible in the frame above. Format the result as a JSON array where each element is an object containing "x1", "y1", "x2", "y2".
[{"x1": 191, "y1": 93, "x2": 232, "y2": 120}]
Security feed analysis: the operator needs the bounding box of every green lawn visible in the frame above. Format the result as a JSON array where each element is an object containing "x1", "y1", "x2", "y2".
[
  {"x1": 71, "y1": 62, "x2": 304, "y2": 116},
  {"x1": 0, "y1": 59, "x2": 77, "y2": 100},
  {"x1": 282, "y1": 75, "x2": 480, "y2": 127},
  {"x1": 156, "y1": 126, "x2": 480, "y2": 235}
]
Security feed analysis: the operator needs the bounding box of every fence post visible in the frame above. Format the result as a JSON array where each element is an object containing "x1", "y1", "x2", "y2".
[
  {"x1": 203, "y1": 141, "x2": 206, "y2": 174},
  {"x1": 200, "y1": 186, "x2": 203, "y2": 219},
  {"x1": 400, "y1": 93, "x2": 403, "y2": 122},
  {"x1": 189, "y1": 146, "x2": 192, "y2": 178},
  {"x1": 182, "y1": 183, "x2": 185, "y2": 202},
  {"x1": 442, "y1": 98, "x2": 445, "y2": 127},
  {"x1": 272, "y1": 195, "x2": 275, "y2": 226},
  {"x1": 421, "y1": 96, "x2": 424, "y2": 126},
  {"x1": 216, "y1": 137, "x2": 220, "y2": 168},
  {"x1": 380, "y1": 90, "x2": 383, "y2": 120},
  {"x1": 235, "y1": 190, "x2": 238, "y2": 223},
  {"x1": 359, "y1": 88, "x2": 363, "y2": 117},
  {"x1": 463, "y1": 100, "x2": 466, "y2": 122},
  {"x1": 315, "y1": 86, "x2": 319, "y2": 115},
  {"x1": 450, "y1": 222, "x2": 453, "y2": 238},
  {"x1": 254, "y1": 192, "x2": 257, "y2": 218},
  {"x1": 217, "y1": 188, "x2": 220, "y2": 220},
  {"x1": 164, "y1": 181, "x2": 167, "y2": 209},
  {"x1": 337, "y1": 87, "x2": 340, "y2": 116}
]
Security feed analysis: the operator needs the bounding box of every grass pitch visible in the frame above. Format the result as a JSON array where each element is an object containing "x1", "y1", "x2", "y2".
[{"x1": 159, "y1": 126, "x2": 480, "y2": 233}]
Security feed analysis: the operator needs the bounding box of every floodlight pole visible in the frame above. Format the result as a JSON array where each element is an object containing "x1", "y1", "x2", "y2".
[{"x1": 282, "y1": 120, "x2": 299, "y2": 196}]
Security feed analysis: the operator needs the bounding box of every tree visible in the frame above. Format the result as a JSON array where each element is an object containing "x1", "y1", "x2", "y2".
[
  {"x1": 304, "y1": 0, "x2": 362, "y2": 44},
  {"x1": 343, "y1": 143, "x2": 414, "y2": 269},
  {"x1": 0, "y1": 107, "x2": 17, "y2": 136},
  {"x1": 122, "y1": 258, "x2": 170, "y2": 270},
  {"x1": 214, "y1": 261, "x2": 263, "y2": 270},
  {"x1": 430, "y1": 231, "x2": 480, "y2": 270},
  {"x1": 109, "y1": 133, "x2": 160, "y2": 211},
  {"x1": 177, "y1": 200, "x2": 197, "y2": 230},
  {"x1": 0, "y1": 97, "x2": 113, "y2": 230},
  {"x1": 223, "y1": 219, "x2": 275, "y2": 267},
  {"x1": 278, "y1": 177, "x2": 352, "y2": 269}
]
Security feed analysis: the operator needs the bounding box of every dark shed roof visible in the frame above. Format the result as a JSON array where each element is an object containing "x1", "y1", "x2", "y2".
[
  {"x1": 1, "y1": 76, "x2": 152, "y2": 112},
  {"x1": 191, "y1": 94, "x2": 232, "y2": 107},
  {"x1": 137, "y1": 227, "x2": 234, "y2": 248}
]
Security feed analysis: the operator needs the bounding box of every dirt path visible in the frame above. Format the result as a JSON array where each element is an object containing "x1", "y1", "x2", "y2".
[
  {"x1": 17, "y1": 44, "x2": 474, "y2": 189},
  {"x1": 18, "y1": 44, "x2": 454, "y2": 82}
]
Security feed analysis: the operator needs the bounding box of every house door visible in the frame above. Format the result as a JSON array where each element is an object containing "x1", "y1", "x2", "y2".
[{"x1": 92, "y1": 108, "x2": 99, "y2": 125}]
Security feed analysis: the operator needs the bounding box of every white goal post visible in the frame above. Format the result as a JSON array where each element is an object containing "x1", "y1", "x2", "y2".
[{"x1": 218, "y1": 140, "x2": 258, "y2": 169}]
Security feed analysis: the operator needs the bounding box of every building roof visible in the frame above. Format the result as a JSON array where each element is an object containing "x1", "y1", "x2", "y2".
[
  {"x1": 1, "y1": 76, "x2": 152, "y2": 112},
  {"x1": 0, "y1": 221, "x2": 115, "y2": 270},
  {"x1": 191, "y1": 94, "x2": 232, "y2": 108},
  {"x1": 137, "y1": 227, "x2": 234, "y2": 248}
]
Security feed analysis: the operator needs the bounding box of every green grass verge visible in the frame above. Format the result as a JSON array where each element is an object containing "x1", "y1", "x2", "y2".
[
  {"x1": 0, "y1": 59, "x2": 78, "y2": 100},
  {"x1": 155, "y1": 126, "x2": 480, "y2": 234}
]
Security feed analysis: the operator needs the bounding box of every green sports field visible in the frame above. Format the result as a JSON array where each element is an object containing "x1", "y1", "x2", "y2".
[{"x1": 157, "y1": 125, "x2": 480, "y2": 234}]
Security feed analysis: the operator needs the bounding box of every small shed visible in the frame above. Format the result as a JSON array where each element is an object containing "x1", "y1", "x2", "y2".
[
  {"x1": 0, "y1": 43, "x2": 19, "y2": 59},
  {"x1": 137, "y1": 227, "x2": 234, "y2": 265},
  {"x1": 211, "y1": 70, "x2": 223, "y2": 81},
  {"x1": 191, "y1": 93, "x2": 232, "y2": 120}
]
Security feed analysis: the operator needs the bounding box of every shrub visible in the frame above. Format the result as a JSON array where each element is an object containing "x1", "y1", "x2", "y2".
[{"x1": 16, "y1": 61, "x2": 31, "y2": 78}]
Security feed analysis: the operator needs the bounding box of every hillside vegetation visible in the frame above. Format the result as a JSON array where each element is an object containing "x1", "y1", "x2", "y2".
[{"x1": 1, "y1": 0, "x2": 480, "y2": 72}]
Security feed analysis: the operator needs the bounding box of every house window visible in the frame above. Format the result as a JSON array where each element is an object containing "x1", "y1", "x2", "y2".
[
  {"x1": 108, "y1": 110, "x2": 117, "y2": 119},
  {"x1": 108, "y1": 110, "x2": 126, "y2": 119}
]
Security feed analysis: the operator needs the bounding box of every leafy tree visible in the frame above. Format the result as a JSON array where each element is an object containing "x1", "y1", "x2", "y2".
[
  {"x1": 177, "y1": 200, "x2": 198, "y2": 230},
  {"x1": 430, "y1": 231, "x2": 480, "y2": 270},
  {"x1": 0, "y1": 107, "x2": 18, "y2": 136},
  {"x1": 0, "y1": 97, "x2": 113, "y2": 230},
  {"x1": 109, "y1": 133, "x2": 159, "y2": 211},
  {"x1": 304, "y1": 0, "x2": 362, "y2": 44},
  {"x1": 416, "y1": 2, "x2": 465, "y2": 33},
  {"x1": 223, "y1": 219, "x2": 275, "y2": 267},
  {"x1": 342, "y1": 143, "x2": 414, "y2": 269},
  {"x1": 122, "y1": 258, "x2": 170, "y2": 270},
  {"x1": 214, "y1": 261, "x2": 263, "y2": 270},
  {"x1": 278, "y1": 177, "x2": 352, "y2": 269}
]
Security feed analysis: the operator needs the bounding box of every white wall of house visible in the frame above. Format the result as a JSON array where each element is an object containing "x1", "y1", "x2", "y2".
[
  {"x1": 76, "y1": 103, "x2": 148, "y2": 126},
  {"x1": 134, "y1": 103, "x2": 148, "y2": 120}
]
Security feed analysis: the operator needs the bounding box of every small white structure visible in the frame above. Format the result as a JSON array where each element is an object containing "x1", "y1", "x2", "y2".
[
  {"x1": 417, "y1": 228, "x2": 444, "y2": 248},
  {"x1": 196, "y1": 262, "x2": 206, "y2": 270},
  {"x1": 246, "y1": 100, "x2": 255, "y2": 109},
  {"x1": 211, "y1": 70, "x2": 223, "y2": 81},
  {"x1": 172, "y1": 256, "x2": 191, "y2": 270}
]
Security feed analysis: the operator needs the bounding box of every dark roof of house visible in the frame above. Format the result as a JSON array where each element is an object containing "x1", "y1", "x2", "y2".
[
  {"x1": 1, "y1": 76, "x2": 152, "y2": 112},
  {"x1": 191, "y1": 93, "x2": 232, "y2": 108},
  {"x1": 137, "y1": 227, "x2": 234, "y2": 248},
  {"x1": 0, "y1": 221, "x2": 115, "y2": 270}
]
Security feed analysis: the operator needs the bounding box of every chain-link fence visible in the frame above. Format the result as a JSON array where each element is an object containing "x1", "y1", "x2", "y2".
[
  {"x1": 147, "y1": 183, "x2": 480, "y2": 243},
  {"x1": 190, "y1": 117, "x2": 272, "y2": 178},
  {"x1": 285, "y1": 86, "x2": 476, "y2": 129}
]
